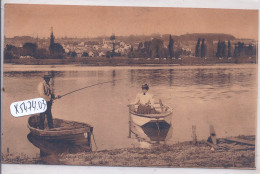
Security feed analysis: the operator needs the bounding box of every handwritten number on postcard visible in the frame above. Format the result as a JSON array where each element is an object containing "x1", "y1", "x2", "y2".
[{"x1": 10, "y1": 98, "x2": 47, "y2": 117}]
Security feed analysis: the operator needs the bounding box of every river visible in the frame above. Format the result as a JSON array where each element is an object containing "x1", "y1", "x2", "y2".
[{"x1": 2, "y1": 64, "x2": 258, "y2": 157}]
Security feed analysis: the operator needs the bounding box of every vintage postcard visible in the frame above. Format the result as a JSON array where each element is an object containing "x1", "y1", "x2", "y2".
[{"x1": 1, "y1": 4, "x2": 258, "y2": 169}]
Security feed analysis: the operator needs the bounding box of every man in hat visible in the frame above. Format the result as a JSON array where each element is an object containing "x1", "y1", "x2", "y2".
[
  {"x1": 131, "y1": 84, "x2": 158, "y2": 114},
  {"x1": 38, "y1": 73, "x2": 59, "y2": 129}
]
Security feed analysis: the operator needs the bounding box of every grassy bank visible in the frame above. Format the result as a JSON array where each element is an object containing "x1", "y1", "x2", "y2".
[
  {"x1": 1, "y1": 136, "x2": 255, "y2": 168},
  {"x1": 4, "y1": 56, "x2": 257, "y2": 66}
]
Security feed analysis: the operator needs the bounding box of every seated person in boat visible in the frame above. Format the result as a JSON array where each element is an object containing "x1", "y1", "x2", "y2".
[
  {"x1": 38, "y1": 74, "x2": 60, "y2": 129},
  {"x1": 131, "y1": 84, "x2": 159, "y2": 114}
]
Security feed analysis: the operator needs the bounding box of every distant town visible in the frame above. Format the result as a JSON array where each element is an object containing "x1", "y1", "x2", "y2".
[{"x1": 4, "y1": 28, "x2": 258, "y2": 65}]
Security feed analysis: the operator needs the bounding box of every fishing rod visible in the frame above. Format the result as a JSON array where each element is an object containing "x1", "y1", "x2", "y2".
[{"x1": 55, "y1": 78, "x2": 124, "y2": 100}]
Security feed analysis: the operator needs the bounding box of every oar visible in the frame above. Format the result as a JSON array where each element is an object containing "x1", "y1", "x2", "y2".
[{"x1": 54, "y1": 78, "x2": 124, "y2": 100}]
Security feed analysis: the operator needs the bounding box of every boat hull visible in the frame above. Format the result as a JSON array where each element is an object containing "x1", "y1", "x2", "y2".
[
  {"x1": 129, "y1": 104, "x2": 173, "y2": 142},
  {"x1": 131, "y1": 113, "x2": 172, "y2": 126},
  {"x1": 27, "y1": 133, "x2": 91, "y2": 154},
  {"x1": 27, "y1": 115, "x2": 93, "y2": 153}
]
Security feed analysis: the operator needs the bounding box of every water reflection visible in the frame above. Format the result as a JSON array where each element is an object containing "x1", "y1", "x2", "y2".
[
  {"x1": 124, "y1": 67, "x2": 255, "y2": 90},
  {"x1": 112, "y1": 70, "x2": 116, "y2": 87},
  {"x1": 4, "y1": 71, "x2": 64, "y2": 78},
  {"x1": 5, "y1": 67, "x2": 255, "y2": 90},
  {"x1": 130, "y1": 69, "x2": 134, "y2": 84},
  {"x1": 168, "y1": 69, "x2": 174, "y2": 86},
  {"x1": 194, "y1": 68, "x2": 233, "y2": 87}
]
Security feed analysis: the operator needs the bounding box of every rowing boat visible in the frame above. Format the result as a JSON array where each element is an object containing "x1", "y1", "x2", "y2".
[
  {"x1": 128, "y1": 102, "x2": 173, "y2": 142},
  {"x1": 27, "y1": 115, "x2": 93, "y2": 153}
]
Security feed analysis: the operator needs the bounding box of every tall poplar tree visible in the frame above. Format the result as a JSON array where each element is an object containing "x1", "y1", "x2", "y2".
[
  {"x1": 195, "y1": 38, "x2": 201, "y2": 57},
  {"x1": 168, "y1": 35, "x2": 174, "y2": 59}
]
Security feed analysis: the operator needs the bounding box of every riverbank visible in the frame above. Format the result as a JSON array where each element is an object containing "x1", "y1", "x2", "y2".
[
  {"x1": 4, "y1": 56, "x2": 257, "y2": 66},
  {"x1": 1, "y1": 135, "x2": 255, "y2": 168}
]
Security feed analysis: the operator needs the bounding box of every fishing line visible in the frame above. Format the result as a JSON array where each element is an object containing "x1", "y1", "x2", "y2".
[{"x1": 56, "y1": 78, "x2": 126, "y2": 99}]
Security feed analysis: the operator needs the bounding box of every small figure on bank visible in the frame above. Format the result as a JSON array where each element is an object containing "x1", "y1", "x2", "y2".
[
  {"x1": 38, "y1": 74, "x2": 60, "y2": 129},
  {"x1": 131, "y1": 84, "x2": 159, "y2": 114}
]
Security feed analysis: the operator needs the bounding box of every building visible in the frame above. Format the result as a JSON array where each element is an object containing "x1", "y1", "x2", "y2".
[
  {"x1": 99, "y1": 52, "x2": 106, "y2": 57},
  {"x1": 88, "y1": 51, "x2": 94, "y2": 57}
]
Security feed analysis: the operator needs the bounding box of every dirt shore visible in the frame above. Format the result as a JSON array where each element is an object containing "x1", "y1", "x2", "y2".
[
  {"x1": 1, "y1": 136, "x2": 255, "y2": 168},
  {"x1": 59, "y1": 138, "x2": 255, "y2": 168}
]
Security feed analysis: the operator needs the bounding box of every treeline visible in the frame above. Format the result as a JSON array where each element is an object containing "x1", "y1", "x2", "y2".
[
  {"x1": 4, "y1": 42, "x2": 65, "y2": 59},
  {"x1": 5, "y1": 31, "x2": 66, "y2": 59},
  {"x1": 195, "y1": 38, "x2": 207, "y2": 58},
  {"x1": 4, "y1": 34, "x2": 256, "y2": 60},
  {"x1": 128, "y1": 35, "x2": 191, "y2": 59},
  {"x1": 216, "y1": 40, "x2": 256, "y2": 58}
]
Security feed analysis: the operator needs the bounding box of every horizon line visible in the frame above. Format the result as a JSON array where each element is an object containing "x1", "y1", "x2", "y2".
[{"x1": 4, "y1": 32, "x2": 258, "y2": 40}]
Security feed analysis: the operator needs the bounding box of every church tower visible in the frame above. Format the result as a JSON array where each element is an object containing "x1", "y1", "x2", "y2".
[
  {"x1": 49, "y1": 27, "x2": 55, "y2": 54},
  {"x1": 50, "y1": 27, "x2": 55, "y2": 46}
]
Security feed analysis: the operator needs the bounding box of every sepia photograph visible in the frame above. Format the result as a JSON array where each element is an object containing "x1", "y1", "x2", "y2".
[{"x1": 1, "y1": 4, "x2": 258, "y2": 169}]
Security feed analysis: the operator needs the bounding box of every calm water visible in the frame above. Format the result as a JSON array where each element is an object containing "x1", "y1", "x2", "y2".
[{"x1": 2, "y1": 64, "x2": 258, "y2": 157}]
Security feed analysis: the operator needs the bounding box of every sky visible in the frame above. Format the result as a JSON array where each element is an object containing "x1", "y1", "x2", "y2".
[{"x1": 4, "y1": 4, "x2": 259, "y2": 39}]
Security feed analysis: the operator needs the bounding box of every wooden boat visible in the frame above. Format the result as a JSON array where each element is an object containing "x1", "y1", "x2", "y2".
[
  {"x1": 27, "y1": 115, "x2": 93, "y2": 152},
  {"x1": 128, "y1": 102, "x2": 173, "y2": 142}
]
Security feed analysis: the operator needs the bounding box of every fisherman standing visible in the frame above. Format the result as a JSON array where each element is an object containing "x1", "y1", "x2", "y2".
[
  {"x1": 131, "y1": 84, "x2": 158, "y2": 114},
  {"x1": 38, "y1": 74, "x2": 60, "y2": 129}
]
